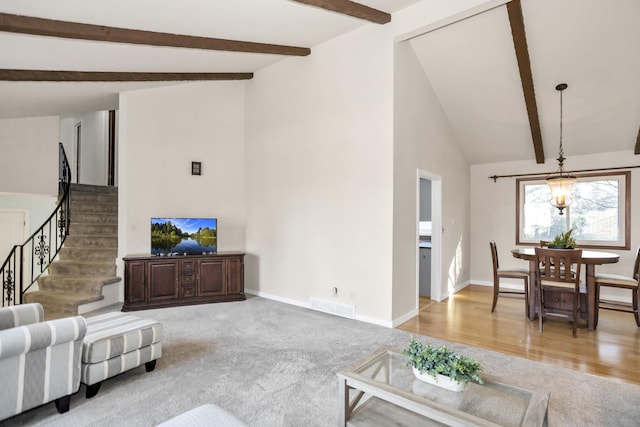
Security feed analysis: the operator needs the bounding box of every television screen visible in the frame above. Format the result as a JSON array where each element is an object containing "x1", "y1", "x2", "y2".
[{"x1": 151, "y1": 217, "x2": 217, "y2": 255}]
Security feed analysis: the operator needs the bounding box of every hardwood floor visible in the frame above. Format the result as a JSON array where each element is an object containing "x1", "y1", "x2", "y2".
[{"x1": 396, "y1": 285, "x2": 640, "y2": 386}]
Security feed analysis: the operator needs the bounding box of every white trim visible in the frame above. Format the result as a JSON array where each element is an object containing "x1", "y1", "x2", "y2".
[
  {"x1": 244, "y1": 289, "x2": 311, "y2": 310},
  {"x1": 475, "y1": 280, "x2": 526, "y2": 291},
  {"x1": 392, "y1": 308, "x2": 419, "y2": 328},
  {"x1": 245, "y1": 289, "x2": 394, "y2": 327},
  {"x1": 356, "y1": 314, "x2": 392, "y2": 328}
]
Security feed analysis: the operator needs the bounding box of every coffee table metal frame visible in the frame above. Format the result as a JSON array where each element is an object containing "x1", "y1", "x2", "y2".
[{"x1": 337, "y1": 347, "x2": 549, "y2": 427}]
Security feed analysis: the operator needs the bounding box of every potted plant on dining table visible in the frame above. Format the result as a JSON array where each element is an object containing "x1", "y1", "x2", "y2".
[{"x1": 548, "y1": 229, "x2": 577, "y2": 249}]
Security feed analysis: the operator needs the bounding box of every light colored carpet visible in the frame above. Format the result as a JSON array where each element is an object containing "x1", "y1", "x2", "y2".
[{"x1": 4, "y1": 295, "x2": 640, "y2": 426}]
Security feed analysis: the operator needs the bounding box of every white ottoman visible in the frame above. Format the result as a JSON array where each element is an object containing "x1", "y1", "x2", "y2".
[{"x1": 81, "y1": 312, "x2": 162, "y2": 398}]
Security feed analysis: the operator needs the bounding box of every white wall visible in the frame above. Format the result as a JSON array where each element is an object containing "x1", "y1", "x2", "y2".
[
  {"x1": 118, "y1": 81, "x2": 246, "y2": 298},
  {"x1": 393, "y1": 41, "x2": 471, "y2": 322},
  {"x1": 244, "y1": 0, "x2": 495, "y2": 325},
  {"x1": 470, "y1": 150, "x2": 640, "y2": 300},
  {"x1": 60, "y1": 111, "x2": 109, "y2": 186},
  {"x1": 245, "y1": 24, "x2": 395, "y2": 324},
  {"x1": 0, "y1": 116, "x2": 58, "y2": 195}
]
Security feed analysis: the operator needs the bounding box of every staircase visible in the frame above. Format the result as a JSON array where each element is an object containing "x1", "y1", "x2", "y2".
[{"x1": 25, "y1": 184, "x2": 119, "y2": 319}]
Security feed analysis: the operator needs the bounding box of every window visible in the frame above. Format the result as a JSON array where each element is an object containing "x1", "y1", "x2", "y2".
[{"x1": 516, "y1": 171, "x2": 630, "y2": 249}]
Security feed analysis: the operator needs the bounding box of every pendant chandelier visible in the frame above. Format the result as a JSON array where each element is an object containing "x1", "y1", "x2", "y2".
[{"x1": 546, "y1": 83, "x2": 576, "y2": 215}]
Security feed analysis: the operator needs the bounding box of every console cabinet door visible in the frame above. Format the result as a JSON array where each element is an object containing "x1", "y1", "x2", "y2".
[
  {"x1": 148, "y1": 260, "x2": 180, "y2": 301},
  {"x1": 125, "y1": 261, "x2": 147, "y2": 303},
  {"x1": 198, "y1": 258, "x2": 225, "y2": 296},
  {"x1": 226, "y1": 257, "x2": 244, "y2": 296}
]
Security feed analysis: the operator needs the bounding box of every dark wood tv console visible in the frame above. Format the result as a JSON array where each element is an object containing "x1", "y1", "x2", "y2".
[{"x1": 122, "y1": 252, "x2": 245, "y2": 311}]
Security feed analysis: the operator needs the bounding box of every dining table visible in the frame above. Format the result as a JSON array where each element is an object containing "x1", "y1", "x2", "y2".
[{"x1": 511, "y1": 247, "x2": 619, "y2": 330}]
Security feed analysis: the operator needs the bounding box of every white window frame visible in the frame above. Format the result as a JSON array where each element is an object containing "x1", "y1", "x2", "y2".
[{"x1": 516, "y1": 171, "x2": 630, "y2": 249}]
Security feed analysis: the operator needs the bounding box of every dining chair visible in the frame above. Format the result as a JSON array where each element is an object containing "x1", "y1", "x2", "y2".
[
  {"x1": 538, "y1": 240, "x2": 575, "y2": 276},
  {"x1": 594, "y1": 246, "x2": 640, "y2": 327},
  {"x1": 489, "y1": 241, "x2": 529, "y2": 313},
  {"x1": 534, "y1": 247, "x2": 583, "y2": 337}
]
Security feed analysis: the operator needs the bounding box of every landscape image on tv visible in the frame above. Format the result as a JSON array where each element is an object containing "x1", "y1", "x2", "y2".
[{"x1": 151, "y1": 217, "x2": 217, "y2": 255}]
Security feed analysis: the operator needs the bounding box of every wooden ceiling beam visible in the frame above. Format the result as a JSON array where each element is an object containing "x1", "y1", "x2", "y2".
[
  {"x1": 291, "y1": 0, "x2": 390, "y2": 24},
  {"x1": 507, "y1": 0, "x2": 545, "y2": 164},
  {"x1": 635, "y1": 125, "x2": 640, "y2": 155},
  {"x1": 0, "y1": 69, "x2": 253, "y2": 82},
  {"x1": 0, "y1": 12, "x2": 310, "y2": 56}
]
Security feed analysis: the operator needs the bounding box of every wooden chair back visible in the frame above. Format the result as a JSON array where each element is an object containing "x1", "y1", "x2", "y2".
[
  {"x1": 534, "y1": 247, "x2": 582, "y2": 285},
  {"x1": 489, "y1": 241, "x2": 499, "y2": 272},
  {"x1": 633, "y1": 246, "x2": 640, "y2": 281}
]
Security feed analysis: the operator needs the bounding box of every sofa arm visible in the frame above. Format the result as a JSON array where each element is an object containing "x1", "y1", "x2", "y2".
[
  {"x1": 0, "y1": 303, "x2": 44, "y2": 330},
  {"x1": 0, "y1": 316, "x2": 87, "y2": 360}
]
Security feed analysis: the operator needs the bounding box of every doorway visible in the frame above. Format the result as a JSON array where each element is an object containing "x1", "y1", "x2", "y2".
[
  {"x1": 419, "y1": 178, "x2": 432, "y2": 297},
  {"x1": 417, "y1": 170, "x2": 442, "y2": 305}
]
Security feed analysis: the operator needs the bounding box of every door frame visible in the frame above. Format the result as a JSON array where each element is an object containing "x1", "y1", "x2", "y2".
[
  {"x1": 416, "y1": 169, "x2": 443, "y2": 305},
  {"x1": 75, "y1": 122, "x2": 81, "y2": 184}
]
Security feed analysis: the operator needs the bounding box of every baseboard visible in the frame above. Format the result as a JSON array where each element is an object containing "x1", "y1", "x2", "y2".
[
  {"x1": 310, "y1": 298, "x2": 356, "y2": 319},
  {"x1": 392, "y1": 308, "x2": 419, "y2": 328},
  {"x1": 474, "y1": 280, "x2": 525, "y2": 291},
  {"x1": 244, "y1": 289, "x2": 311, "y2": 310},
  {"x1": 245, "y1": 288, "x2": 394, "y2": 327}
]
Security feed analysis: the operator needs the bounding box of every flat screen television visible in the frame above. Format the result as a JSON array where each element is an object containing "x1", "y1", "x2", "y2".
[{"x1": 151, "y1": 217, "x2": 217, "y2": 255}]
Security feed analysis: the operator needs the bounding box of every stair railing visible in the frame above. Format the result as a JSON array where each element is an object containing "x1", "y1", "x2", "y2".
[{"x1": 1, "y1": 143, "x2": 71, "y2": 306}]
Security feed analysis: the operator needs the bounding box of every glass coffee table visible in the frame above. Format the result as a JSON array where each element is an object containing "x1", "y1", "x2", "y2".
[{"x1": 337, "y1": 347, "x2": 549, "y2": 427}]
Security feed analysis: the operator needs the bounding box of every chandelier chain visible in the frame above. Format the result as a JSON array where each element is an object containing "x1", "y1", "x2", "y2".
[{"x1": 559, "y1": 87, "x2": 564, "y2": 160}]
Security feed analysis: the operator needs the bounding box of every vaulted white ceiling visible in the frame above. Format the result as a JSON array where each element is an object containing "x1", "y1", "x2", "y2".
[
  {"x1": 1, "y1": 0, "x2": 638, "y2": 165},
  {"x1": 409, "y1": 0, "x2": 640, "y2": 164}
]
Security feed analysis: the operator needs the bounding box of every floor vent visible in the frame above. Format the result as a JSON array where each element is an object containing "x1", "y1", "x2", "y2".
[{"x1": 310, "y1": 298, "x2": 355, "y2": 319}]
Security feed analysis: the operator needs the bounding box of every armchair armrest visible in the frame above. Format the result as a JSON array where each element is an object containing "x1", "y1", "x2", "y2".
[
  {"x1": 0, "y1": 314, "x2": 87, "y2": 421},
  {"x1": 0, "y1": 316, "x2": 87, "y2": 360},
  {"x1": 0, "y1": 303, "x2": 44, "y2": 330}
]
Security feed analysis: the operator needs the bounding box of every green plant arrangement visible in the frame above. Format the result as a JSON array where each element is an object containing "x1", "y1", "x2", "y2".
[
  {"x1": 403, "y1": 337, "x2": 483, "y2": 386},
  {"x1": 549, "y1": 229, "x2": 577, "y2": 249}
]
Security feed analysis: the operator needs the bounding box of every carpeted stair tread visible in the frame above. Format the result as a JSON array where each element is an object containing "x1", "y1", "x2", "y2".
[
  {"x1": 40, "y1": 275, "x2": 121, "y2": 285},
  {"x1": 38, "y1": 275, "x2": 121, "y2": 293},
  {"x1": 68, "y1": 223, "x2": 118, "y2": 236},
  {"x1": 72, "y1": 203, "x2": 118, "y2": 214},
  {"x1": 71, "y1": 192, "x2": 117, "y2": 203},
  {"x1": 58, "y1": 247, "x2": 117, "y2": 261},
  {"x1": 48, "y1": 260, "x2": 116, "y2": 277},
  {"x1": 25, "y1": 290, "x2": 105, "y2": 317},
  {"x1": 64, "y1": 235, "x2": 118, "y2": 249},
  {"x1": 71, "y1": 213, "x2": 118, "y2": 224},
  {"x1": 70, "y1": 183, "x2": 118, "y2": 194}
]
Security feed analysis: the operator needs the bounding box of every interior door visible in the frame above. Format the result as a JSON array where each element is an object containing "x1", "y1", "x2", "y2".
[{"x1": 0, "y1": 210, "x2": 26, "y2": 261}]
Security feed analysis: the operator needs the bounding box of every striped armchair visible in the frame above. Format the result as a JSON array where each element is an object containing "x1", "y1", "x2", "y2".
[{"x1": 0, "y1": 303, "x2": 87, "y2": 421}]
